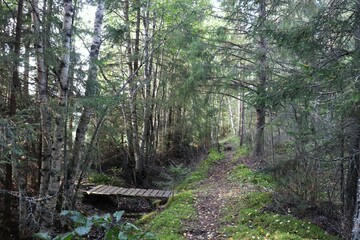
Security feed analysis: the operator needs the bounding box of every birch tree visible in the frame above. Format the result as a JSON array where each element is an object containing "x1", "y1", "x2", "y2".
[
  {"x1": 64, "y1": 0, "x2": 105, "y2": 209},
  {"x1": 36, "y1": 0, "x2": 74, "y2": 228}
]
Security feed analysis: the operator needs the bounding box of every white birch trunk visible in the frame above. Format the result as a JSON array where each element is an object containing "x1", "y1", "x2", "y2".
[
  {"x1": 227, "y1": 98, "x2": 236, "y2": 135},
  {"x1": 64, "y1": 0, "x2": 105, "y2": 209},
  {"x1": 32, "y1": 0, "x2": 55, "y2": 229},
  {"x1": 352, "y1": 178, "x2": 360, "y2": 240},
  {"x1": 46, "y1": 0, "x2": 73, "y2": 227}
]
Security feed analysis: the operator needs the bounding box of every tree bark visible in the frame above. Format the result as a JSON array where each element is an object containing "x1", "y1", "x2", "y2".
[
  {"x1": 41, "y1": 0, "x2": 73, "y2": 228},
  {"x1": 64, "y1": 0, "x2": 104, "y2": 209},
  {"x1": 239, "y1": 89, "x2": 245, "y2": 146},
  {"x1": 9, "y1": 1, "x2": 27, "y2": 236},
  {"x1": 253, "y1": 0, "x2": 267, "y2": 159},
  {"x1": 32, "y1": 0, "x2": 54, "y2": 229},
  {"x1": 227, "y1": 98, "x2": 236, "y2": 135},
  {"x1": 139, "y1": 0, "x2": 153, "y2": 186},
  {"x1": 348, "y1": 1, "x2": 360, "y2": 233}
]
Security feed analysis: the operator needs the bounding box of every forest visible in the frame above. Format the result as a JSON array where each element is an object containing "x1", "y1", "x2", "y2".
[{"x1": 1, "y1": 0, "x2": 360, "y2": 239}]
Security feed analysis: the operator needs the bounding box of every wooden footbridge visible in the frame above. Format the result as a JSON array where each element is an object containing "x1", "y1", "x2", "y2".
[{"x1": 85, "y1": 185, "x2": 173, "y2": 199}]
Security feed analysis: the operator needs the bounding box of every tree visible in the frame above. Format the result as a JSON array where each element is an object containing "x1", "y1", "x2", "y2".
[{"x1": 64, "y1": 0, "x2": 105, "y2": 209}]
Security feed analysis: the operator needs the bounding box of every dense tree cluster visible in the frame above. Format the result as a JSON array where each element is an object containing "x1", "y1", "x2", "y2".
[{"x1": 1, "y1": 0, "x2": 360, "y2": 238}]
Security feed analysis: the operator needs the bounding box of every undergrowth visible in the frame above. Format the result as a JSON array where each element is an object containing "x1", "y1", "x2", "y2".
[
  {"x1": 222, "y1": 159, "x2": 340, "y2": 240},
  {"x1": 229, "y1": 164, "x2": 274, "y2": 189},
  {"x1": 221, "y1": 191, "x2": 339, "y2": 239},
  {"x1": 140, "y1": 148, "x2": 224, "y2": 239},
  {"x1": 140, "y1": 140, "x2": 340, "y2": 240},
  {"x1": 143, "y1": 190, "x2": 195, "y2": 239}
]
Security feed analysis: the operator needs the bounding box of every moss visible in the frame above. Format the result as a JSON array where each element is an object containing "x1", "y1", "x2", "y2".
[
  {"x1": 219, "y1": 135, "x2": 239, "y2": 145},
  {"x1": 222, "y1": 210, "x2": 340, "y2": 240},
  {"x1": 229, "y1": 164, "x2": 274, "y2": 188},
  {"x1": 234, "y1": 145, "x2": 251, "y2": 159},
  {"x1": 141, "y1": 149, "x2": 225, "y2": 239},
  {"x1": 221, "y1": 167, "x2": 340, "y2": 240},
  {"x1": 146, "y1": 190, "x2": 195, "y2": 239}
]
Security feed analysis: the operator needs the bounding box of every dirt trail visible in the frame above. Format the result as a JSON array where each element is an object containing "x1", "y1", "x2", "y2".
[{"x1": 183, "y1": 146, "x2": 251, "y2": 240}]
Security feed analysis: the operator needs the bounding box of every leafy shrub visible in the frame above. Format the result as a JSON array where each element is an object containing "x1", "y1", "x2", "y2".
[
  {"x1": 268, "y1": 159, "x2": 329, "y2": 215},
  {"x1": 154, "y1": 164, "x2": 191, "y2": 189},
  {"x1": 88, "y1": 167, "x2": 124, "y2": 186},
  {"x1": 34, "y1": 211, "x2": 155, "y2": 240},
  {"x1": 221, "y1": 187, "x2": 339, "y2": 240}
]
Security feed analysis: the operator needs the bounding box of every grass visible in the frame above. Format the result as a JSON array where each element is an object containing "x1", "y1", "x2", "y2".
[
  {"x1": 221, "y1": 191, "x2": 339, "y2": 239},
  {"x1": 140, "y1": 141, "x2": 340, "y2": 240},
  {"x1": 229, "y1": 164, "x2": 274, "y2": 189},
  {"x1": 143, "y1": 190, "x2": 196, "y2": 240},
  {"x1": 140, "y1": 148, "x2": 224, "y2": 239},
  {"x1": 221, "y1": 163, "x2": 340, "y2": 240}
]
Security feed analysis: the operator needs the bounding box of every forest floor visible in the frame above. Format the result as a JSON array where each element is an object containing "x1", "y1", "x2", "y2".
[
  {"x1": 144, "y1": 139, "x2": 341, "y2": 240},
  {"x1": 182, "y1": 144, "x2": 253, "y2": 239}
]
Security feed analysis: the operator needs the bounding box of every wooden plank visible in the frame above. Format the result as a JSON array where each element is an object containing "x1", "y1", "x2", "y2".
[
  {"x1": 113, "y1": 187, "x2": 125, "y2": 195},
  {"x1": 155, "y1": 190, "x2": 166, "y2": 197},
  {"x1": 86, "y1": 185, "x2": 173, "y2": 199},
  {"x1": 104, "y1": 186, "x2": 120, "y2": 195},
  {"x1": 136, "y1": 189, "x2": 147, "y2": 196},
  {"x1": 128, "y1": 188, "x2": 141, "y2": 196},
  {"x1": 91, "y1": 185, "x2": 109, "y2": 194},
  {"x1": 86, "y1": 185, "x2": 104, "y2": 194},
  {"x1": 123, "y1": 188, "x2": 136, "y2": 196},
  {"x1": 149, "y1": 190, "x2": 160, "y2": 197},
  {"x1": 117, "y1": 188, "x2": 131, "y2": 195},
  {"x1": 99, "y1": 185, "x2": 114, "y2": 195},
  {"x1": 142, "y1": 189, "x2": 154, "y2": 197},
  {"x1": 162, "y1": 190, "x2": 172, "y2": 198}
]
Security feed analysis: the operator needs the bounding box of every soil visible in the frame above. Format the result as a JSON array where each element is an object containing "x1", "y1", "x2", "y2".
[{"x1": 183, "y1": 146, "x2": 255, "y2": 240}]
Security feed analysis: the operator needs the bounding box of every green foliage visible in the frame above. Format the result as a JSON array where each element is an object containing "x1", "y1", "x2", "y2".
[
  {"x1": 140, "y1": 149, "x2": 224, "y2": 239},
  {"x1": 229, "y1": 164, "x2": 274, "y2": 189},
  {"x1": 35, "y1": 210, "x2": 155, "y2": 240},
  {"x1": 269, "y1": 159, "x2": 330, "y2": 214},
  {"x1": 144, "y1": 190, "x2": 196, "y2": 240},
  {"x1": 177, "y1": 148, "x2": 225, "y2": 190},
  {"x1": 88, "y1": 167, "x2": 124, "y2": 186},
  {"x1": 234, "y1": 145, "x2": 251, "y2": 159},
  {"x1": 222, "y1": 197, "x2": 339, "y2": 240},
  {"x1": 154, "y1": 164, "x2": 191, "y2": 189},
  {"x1": 221, "y1": 167, "x2": 340, "y2": 240}
]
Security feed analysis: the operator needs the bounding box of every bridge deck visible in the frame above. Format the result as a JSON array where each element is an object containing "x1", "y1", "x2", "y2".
[{"x1": 85, "y1": 185, "x2": 173, "y2": 198}]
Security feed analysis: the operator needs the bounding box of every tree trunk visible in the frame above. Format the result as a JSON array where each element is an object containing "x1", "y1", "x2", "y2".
[
  {"x1": 64, "y1": 0, "x2": 104, "y2": 209},
  {"x1": 253, "y1": 0, "x2": 267, "y2": 159},
  {"x1": 139, "y1": 0, "x2": 153, "y2": 186},
  {"x1": 10, "y1": 1, "x2": 27, "y2": 236},
  {"x1": 31, "y1": 0, "x2": 54, "y2": 230},
  {"x1": 41, "y1": 0, "x2": 73, "y2": 228},
  {"x1": 239, "y1": 89, "x2": 245, "y2": 146},
  {"x1": 347, "y1": 1, "x2": 360, "y2": 231},
  {"x1": 227, "y1": 98, "x2": 236, "y2": 135},
  {"x1": 352, "y1": 178, "x2": 360, "y2": 239}
]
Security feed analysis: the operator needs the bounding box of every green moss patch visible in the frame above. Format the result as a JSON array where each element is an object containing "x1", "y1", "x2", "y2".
[
  {"x1": 222, "y1": 200, "x2": 339, "y2": 240},
  {"x1": 141, "y1": 149, "x2": 225, "y2": 239},
  {"x1": 144, "y1": 190, "x2": 195, "y2": 240},
  {"x1": 233, "y1": 145, "x2": 251, "y2": 159},
  {"x1": 222, "y1": 165, "x2": 340, "y2": 240},
  {"x1": 229, "y1": 164, "x2": 274, "y2": 188}
]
